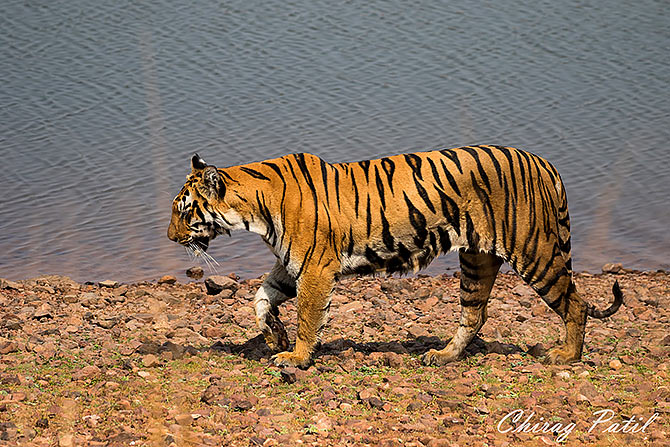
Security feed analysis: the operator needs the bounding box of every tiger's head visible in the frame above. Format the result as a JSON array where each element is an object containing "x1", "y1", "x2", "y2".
[{"x1": 167, "y1": 153, "x2": 230, "y2": 252}]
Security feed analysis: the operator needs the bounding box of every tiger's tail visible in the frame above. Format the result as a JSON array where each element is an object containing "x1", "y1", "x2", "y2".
[{"x1": 587, "y1": 280, "x2": 624, "y2": 319}]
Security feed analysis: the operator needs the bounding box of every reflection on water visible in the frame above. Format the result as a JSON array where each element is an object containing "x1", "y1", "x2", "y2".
[{"x1": 1, "y1": 0, "x2": 669, "y2": 282}]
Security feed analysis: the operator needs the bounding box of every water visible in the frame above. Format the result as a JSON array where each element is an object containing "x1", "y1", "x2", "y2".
[{"x1": 1, "y1": 0, "x2": 669, "y2": 283}]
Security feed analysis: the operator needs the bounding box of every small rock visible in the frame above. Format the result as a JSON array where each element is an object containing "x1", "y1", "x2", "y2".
[
  {"x1": 204, "y1": 276, "x2": 238, "y2": 295},
  {"x1": 158, "y1": 275, "x2": 177, "y2": 285},
  {"x1": 137, "y1": 371, "x2": 151, "y2": 379},
  {"x1": 609, "y1": 359, "x2": 623, "y2": 370},
  {"x1": 72, "y1": 365, "x2": 101, "y2": 381},
  {"x1": 407, "y1": 401, "x2": 423, "y2": 412},
  {"x1": 602, "y1": 263, "x2": 623, "y2": 274},
  {"x1": 512, "y1": 284, "x2": 535, "y2": 297},
  {"x1": 527, "y1": 343, "x2": 546, "y2": 358},
  {"x1": 0, "y1": 279, "x2": 21, "y2": 290},
  {"x1": 314, "y1": 416, "x2": 333, "y2": 431},
  {"x1": 32, "y1": 308, "x2": 53, "y2": 320},
  {"x1": 339, "y1": 301, "x2": 364, "y2": 313},
  {"x1": 358, "y1": 389, "x2": 374, "y2": 401},
  {"x1": 340, "y1": 402, "x2": 353, "y2": 411},
  {"x1": 407, "y1": 325, "x2": 429, "y2": 338},
  {"x1": 233, "y1": 399, "x2": 254, "y2": 411},
  {"x1": 0, "y1": 422, "x2": 18, "y2": 441},
  {"x1": 186, "y1": 267, "x2": 204, "y2": 280},
  {"x1": 175, "y1": 414, "x2": 193, "y2": 425},
  {"x1": 280, "y1": 367, "x2": 297, "y2": 384},
  {"x1": 142, "y1": 354, "x2": 159, "y2": 368},
  {"x1": 96, "y1": 316, "x2": 118, "y2": 329},
  {"x1": 367, "y1": 397, "x2": 384, "y2": 409},
  {"x1": 556, "y1": 371, "x2": 571, "y2": 380},
  {"x1": 58, "y1": 433, "x2": 74, "y2": 447},
  {"x1": 204, "y1": 327, "x2": 224, "y2": 338},
  {"x1": 99, "y1": 280, "x2": 119, "y2": 288},
  {"x1": 382, "y1": 352, "x2": 404, "y2": 367},
  {"x1": 0, "y1": 341, "x2": 19, "y2": 355}
]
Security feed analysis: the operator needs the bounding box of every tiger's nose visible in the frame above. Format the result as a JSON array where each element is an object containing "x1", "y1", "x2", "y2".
[{"x1": 167, "y1": 223, "x2": 178, "y2": 242}]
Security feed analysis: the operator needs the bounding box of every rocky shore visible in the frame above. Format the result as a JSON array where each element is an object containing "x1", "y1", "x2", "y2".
[{"x1": 0, "y1": 269, "x2": 668, "y2": 446}]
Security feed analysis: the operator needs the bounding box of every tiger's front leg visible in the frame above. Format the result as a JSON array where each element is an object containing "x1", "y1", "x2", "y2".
[
  {"x1": 254, "y1": 262, "x2": 295, "y2": 352},
  {"x1": 272, "y1": 267, "x2": 336, "y2": 368}
]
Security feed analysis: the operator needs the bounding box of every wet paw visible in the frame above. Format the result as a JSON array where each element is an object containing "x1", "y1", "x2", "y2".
[
  {"x1": 422, "y1": 349, "x2": 459, "y2": 366},
  {"x1": 271, "y1": 351, "x2": 311, "y2": 369}
]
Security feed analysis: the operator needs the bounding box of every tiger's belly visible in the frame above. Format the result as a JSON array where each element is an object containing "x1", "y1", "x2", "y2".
[{"x1": 339, "y1": 230, "x2": 463, "y2": 276}]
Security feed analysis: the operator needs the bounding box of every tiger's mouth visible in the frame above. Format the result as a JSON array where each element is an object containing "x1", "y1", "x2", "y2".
[{"x1": 192, "y1": 236, "x2": 210, "y2": 252}]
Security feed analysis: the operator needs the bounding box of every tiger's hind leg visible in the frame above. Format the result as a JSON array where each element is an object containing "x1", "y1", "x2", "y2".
[
  {"x1": 521, "y1": 246, "x2": 587, "y2": 364},
  {"x1": 423, "y1": 250, "x2": 502, "y2": 366}
]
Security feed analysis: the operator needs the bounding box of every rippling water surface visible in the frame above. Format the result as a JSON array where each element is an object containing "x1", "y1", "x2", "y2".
[{"x1": 1, "y1": 0, "x2": 669, "y2": 282}]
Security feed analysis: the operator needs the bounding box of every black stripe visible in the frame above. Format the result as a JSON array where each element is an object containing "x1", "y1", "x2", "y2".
[
  {"x1": 293, "y1": 154, "x2": 320, "y2": 277},
  {"x1": 530, "y1": 245, "x2": 563, "y2": 287},
  {"x1": 297, "y1": 243, "x2": 317, "y2": 279},
  {"x1": 262, "y1": 161, "x2": 288, "y2": 247},
  {"x1": 334, "y1": 167, "x2": 341, "y2": 212},
  {"x1": 261, "y1": 161, "x2": 283, "y2": 178},
  {"x1": 462, "y1": 146, "x2": 492, "y2": 193},
  {"x1": 240, "y1": 166, "x2": 271, "y2": 181},
  {"x1": 513, "y1": 150, "x2": 528, "y2": 201},
  {"x1": 460, "y1": 282, "x2": 478, "y2": 295},
  {"x1": 429, "y1": 231, "x2": 438, "y2": 254},
  {"x1": 470, "y1": 171, "x2": 496, "y2": 252},
  {"x1": 460, "y1": 296, "x2": 481, "y2": 306},
  {"x1": 404, "y1": 153, "x2": 423, "y2": 180},
  {"x1": 403, "y1": 192, "x2": 428, "y2": 248},
  {"x1": 374, "y1": 166, "x2": 386, "y2": 209},
  {"x1": 380, "y1": 210, "x2": 395, "y2": 251},
  {"x1": 427, "y1": 158, "x2": 444, "y2": 189},
  {"x1": 320, "y1": 159, "x2": 330, "y2": 205},
  {"x1": 437, "y1": 227, "x2": 451, "y2": 253},
  {"x1": 478, "y1": 146, "x2": 504, "y2": 188},
  {"x1": 285, "y1": 157, "x2": 303, "y2": 208},
  {"x1": 347, "y1": 227, "x2": 355, "y2": 256},
  {"x1": 498, "y1": 147, "x2": 518, "y2": 202},
  {"x1": 461, "y1": 268, "x2": 482, "y2": 281},
  {"x1": 439, "y1": 159, "x2": 462, "y2": 197},
  {"x1": 397, "y1": 242, "x2": 412, "y2": 261},
  {"x1": 351, "y1": 172, "x2": 360, "y2": 218},
  {"x1": 256, "y1": 190, "x2": 276, "y2": 242},
  {"x1": 364, "y1": 246, "x2": 384, "y2": 266},
  {"x1": 520, "y1": 229, "x2": 541, "y2": 281},
  {"x1": 413, "y1": 176, "x2": 436, "y2": 214},
  {"x1": 283, "y1": 240, "x2": 292, "y2": 268},
  {"x1": 536, "y1": 268, "x2": 568, "y2": 300},
  {"x1": 440, "y1": 149, "x2": 463, "y2": 174},
  {"x1": 381, "y1": 157, "x2": 396, "y2": 194},
  {"x1": 464, "y1": 212, "x2": 480, "y2": 249},
  {"x1": 359, "y1": 160, "x2": 371, "y2": 183},
  {"x1": 366, "y1": 195, "x2": 372, "y2": 238},
  {"x1": 459, "y1": 255, "x2": 478, "y2": 271},
  {"x1": 435, "y1": 188, "x2": 461, "y2": 236}
]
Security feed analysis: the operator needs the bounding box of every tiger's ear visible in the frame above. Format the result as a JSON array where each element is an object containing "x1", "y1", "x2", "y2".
[
  {"x1": 191, "y1": 153, "x2": 208, "y2": 171},
  {"x1": 202, "y1": 166, "x2": 223, "y2": 198}
]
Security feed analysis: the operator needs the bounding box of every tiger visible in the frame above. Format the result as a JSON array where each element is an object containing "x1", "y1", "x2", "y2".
[{"x1": 167, "y1": 145, "x2": 623, "y2": 368}]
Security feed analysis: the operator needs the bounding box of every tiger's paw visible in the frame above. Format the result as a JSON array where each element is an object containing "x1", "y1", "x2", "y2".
[
  {"x1": 262, "y1": 315, "x2": 290, "y2": 352},
  {"x1": 271, "y1": 351, "x2": 311, "y2": 369},
  {"x1": 422, "y1": 348, "x2": 459, "y2": 366},
  {"x1": 545, "y1": 346, "x2": 580, "y2": 365}
]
